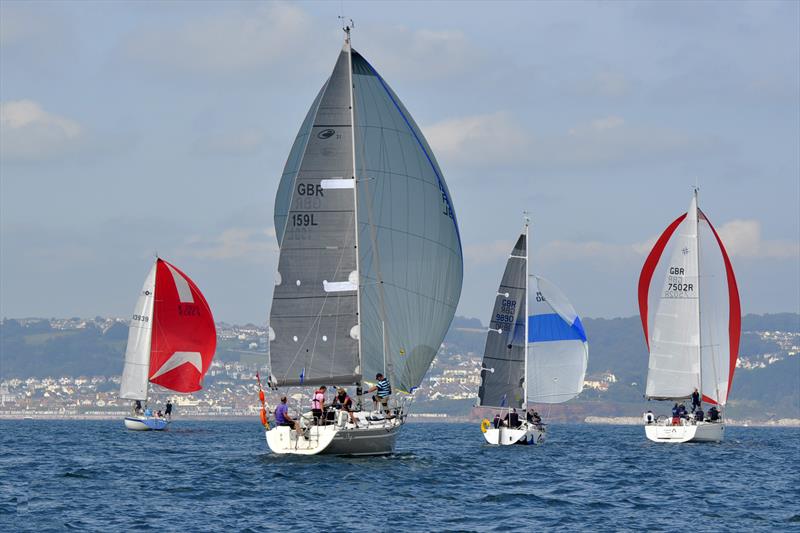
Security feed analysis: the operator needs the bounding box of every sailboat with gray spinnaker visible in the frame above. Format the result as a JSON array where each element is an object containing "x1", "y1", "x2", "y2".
[{"x1": 265, "y1": 24, "x2": 463, "y2": 455}]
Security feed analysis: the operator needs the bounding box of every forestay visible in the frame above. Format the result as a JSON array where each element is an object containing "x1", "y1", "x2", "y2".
[
  {"x1": 477, "y1": 234, "x2": 527, "y2": 409},
  {"x1": 526, "y1": 276, "x2": 588, "y2": 403}
]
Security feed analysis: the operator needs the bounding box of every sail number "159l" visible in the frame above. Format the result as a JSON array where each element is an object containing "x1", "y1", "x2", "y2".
[{"x1": 291, "y1": 213, "x2": 318, "y2": 227}]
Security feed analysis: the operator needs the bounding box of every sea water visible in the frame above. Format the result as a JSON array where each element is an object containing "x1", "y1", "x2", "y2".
[{"x1": 1, "y1": 420, "x2": 797, "y2": 531}]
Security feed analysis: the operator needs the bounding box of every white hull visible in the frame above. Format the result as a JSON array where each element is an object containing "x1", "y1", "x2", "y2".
[
  {"x1": 483, "y1": 422, "x2": 545, "y2": 446},
  {"x1": 124, "y1": 416, "x2": 169, "y2": 431},
  {"x1": 644, "y1": 419, "x2": 724, "y2": 443},
  {"x1": 266, "y1": 410, "x2": 403, "y2": 456}
]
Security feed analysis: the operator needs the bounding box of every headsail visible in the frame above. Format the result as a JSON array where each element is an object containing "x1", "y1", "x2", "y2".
[
  {"x1": 638, "y1": 192, "x2": 740, "y2": 405},
  {"x1": 269, "y1": 38, "x2": 463, "y2": 391},
  {"x1": 527, "y1": 276, "x2": 588, "y2": 403},
  {"x1": 477, "y1": 234, "x2": 527, "y2": 409}
]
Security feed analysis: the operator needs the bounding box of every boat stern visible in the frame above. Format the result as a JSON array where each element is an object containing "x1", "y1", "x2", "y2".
[{"x1": 644, "y1": 420, "x2": 724, "y2": 443}]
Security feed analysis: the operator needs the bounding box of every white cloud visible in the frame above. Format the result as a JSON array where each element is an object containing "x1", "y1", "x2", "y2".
[
  {"x1": 539, "y1": 239, "x2": 646, "y2": 266},
  {"x1": 464, "y1": 239, "x2": 516, "y2": 265},
  {"x1": 591, "y1": 71, "x2": 630, "y2": 97},
  {"x1": 553, "y1": 115, "x2": 705, "y2": 166},
  {"x1": 121, "y1": 2, "x2": 313, "y2": 75},
  {"x1": 568, "y1": 115, "x2": 625, "y2": 135},
  {"x1": 358, "y1": 26, "x2": 478, "y2": 81},
  {"x1": 567, "y1": 70, "x2": 632, "y2": 99},
  {"x1": 0, "y1": 5, "x2": 67, "y2": 49},
  {"x1": 537, "y1": 218, "x2": 798, "y2": 267},
  {"x1": 716, "y1": 219, "x2": 799, "y2": 259},
  {"x1": 425, "y1": 112, "x2": 709, "y2": 170},
  {"x1": 177, "y1": 227, "x2": 277, "y2": 261},
  {"x1": 0, "y1": 100, "x2": 84, "y2": 160},
  {"x1": 192, "y1": 128, "x2": 265, "y2": 156},
  {"x1": 424, "y1": 112, "x2": 527, "y2": 165}
]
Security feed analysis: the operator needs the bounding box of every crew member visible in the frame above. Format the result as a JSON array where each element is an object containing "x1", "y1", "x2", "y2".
[
  {"x1": 332, "y1": 387, "x2": 357, "y2": 425},
  {"x1": 671, "y1": 403, "x2": 680, "y2": 425},
  {"x1": 691, "y1": 388, "x2": 701, "y2": 412},
  {"x1": 366, "y1": 373, "x2": 392, "y2": 416},
  {"x1": 274, "y1": 396, "x2": 302, "y2": 435},
  {"x1": 311, "y1": 385, "x2": 327, "y2": 425}
]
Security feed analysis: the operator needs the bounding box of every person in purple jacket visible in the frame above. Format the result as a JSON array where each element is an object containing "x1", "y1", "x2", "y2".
[{"x1": 274, "y1": 396, "x2": 301, "y2": 435}]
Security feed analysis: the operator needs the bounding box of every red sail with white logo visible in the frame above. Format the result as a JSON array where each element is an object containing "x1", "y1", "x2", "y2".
[{"x1": 149, "y1": 259, "x2": 217, "y2": 393}]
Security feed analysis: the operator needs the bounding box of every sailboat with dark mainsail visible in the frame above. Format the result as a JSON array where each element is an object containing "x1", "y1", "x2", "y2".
[
  {"x1": 477, "y1": 217, "x2": 588, "y2": 445},
  {"x1": 264, "y1": 24, "x2": 463, "y2": 455},
  {"x1": 119, "y1": 258, "x2": 217, "y2": 430}
]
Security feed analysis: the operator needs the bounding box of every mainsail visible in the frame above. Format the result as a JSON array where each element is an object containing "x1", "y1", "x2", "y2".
[
  {"x1": 119, "y1": 259, "x2": 217, "y2": 400},
  {"x1": 270, "y1": 35, "x2": 463, "y2": 391},
  {"x1": 638, "y1": 191, "x2": 740, "y2": 405},
  {"x1": 120, "y1": 262, "x2": 157, "y2": 400},
  {"x1": 477, "y1": 234, "x2": 527, "y2": 409},
  {"x1": 527, "y1": 276, "x2": 588, "y2": 403}
]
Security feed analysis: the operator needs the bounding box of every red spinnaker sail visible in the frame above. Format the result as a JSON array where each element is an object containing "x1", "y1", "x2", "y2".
[
  {"x1": 149, "y1": 259, "x2": 217, "y2": 393},
  {"x1": 638, "y1": 204, "x2": 740, "y2": 405},
  {"x1": 637, "y1": 213, "x2": 687, "y2": 350},
  {"x1": 698, "y1": 209, "x2": 741, "y2": 403}
]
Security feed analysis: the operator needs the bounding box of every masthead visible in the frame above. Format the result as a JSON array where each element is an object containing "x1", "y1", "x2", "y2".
[{"x1": 339, "y1": 16, "x2": 354, "y2": 43}]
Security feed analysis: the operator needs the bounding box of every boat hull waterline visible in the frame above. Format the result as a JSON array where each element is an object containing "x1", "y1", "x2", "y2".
[
  {"x1": 644, "y1": 420, "x2": 724, "y2": 443},
  {"x1": 266, "y1": 411, "x2": 402, "y2": 456},
  {"x1": 124, "y1": 416, "x2": 169, "y2": 431},
  {"x1": 483, "y1": 423, "x2": 545, "y2": 446}
]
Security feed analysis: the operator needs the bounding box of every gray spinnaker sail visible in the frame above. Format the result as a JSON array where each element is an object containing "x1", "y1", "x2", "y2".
[
  {"x1": 477, "y1": 234, "x2": 526, "y2": 409},
  {"x1": 351, "y1": 51, "x2": 463, "y2": 392},
  {"x1": 270, "y1": 43, "x2": 463, "y2": 391},
  {"x1": 269, "y1": 48, "x2": 360, "y2": 386}
]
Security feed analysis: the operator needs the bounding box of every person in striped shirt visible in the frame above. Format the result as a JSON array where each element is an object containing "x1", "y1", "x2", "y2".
[{"x1": 366, "y1": 373, "x2": 392, "y2": 416}]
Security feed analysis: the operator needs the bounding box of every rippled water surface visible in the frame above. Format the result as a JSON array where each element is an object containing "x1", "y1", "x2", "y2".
[{"x1": 1, "y1": 420, "x2": 798, "y2": 531}]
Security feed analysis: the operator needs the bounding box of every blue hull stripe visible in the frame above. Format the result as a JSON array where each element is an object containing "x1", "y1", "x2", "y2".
[{"x1": 528, "y1": 314, "x2": 587, "y2": 343}]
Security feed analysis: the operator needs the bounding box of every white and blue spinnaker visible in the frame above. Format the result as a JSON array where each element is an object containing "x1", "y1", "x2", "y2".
[{"x1": 527, "y1": 276, "x2": 589, "y2": 404}]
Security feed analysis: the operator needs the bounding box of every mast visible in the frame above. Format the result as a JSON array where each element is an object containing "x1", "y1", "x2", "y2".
[
  {"x1": 694, "y1": 187, "x2": 723, "y2": 407},
  {"x1": 343, "y1": 20, "x2": 364, "y2": 387},
  {"x1": 523, "y1": 213, "x2": 530, "y2": 409},
  {"x1": 695, "y1": 187, "x2": 703, "y2": 401}
]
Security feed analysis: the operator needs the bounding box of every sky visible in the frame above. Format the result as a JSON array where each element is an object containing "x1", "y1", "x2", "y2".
[{"x1": 1, "y1": 0, "x2": 798, "y2": 324}]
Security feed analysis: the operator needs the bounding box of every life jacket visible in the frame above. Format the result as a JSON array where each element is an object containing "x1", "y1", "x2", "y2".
[
  {"x1": 336, "y1": 394, "x2": 351, "y2": 409},
  {"x1": 311, "y1": 390, "x2": 325, "y2": 410}
]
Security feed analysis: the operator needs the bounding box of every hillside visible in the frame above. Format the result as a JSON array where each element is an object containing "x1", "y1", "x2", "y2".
[{"x1": 1, "y1": 313, "x2": 798, "y2": 418}]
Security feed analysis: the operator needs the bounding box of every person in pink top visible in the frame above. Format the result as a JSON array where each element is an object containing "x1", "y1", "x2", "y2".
[{"x1": 311, "y1": 385, "x2": 327, "y2": 425}]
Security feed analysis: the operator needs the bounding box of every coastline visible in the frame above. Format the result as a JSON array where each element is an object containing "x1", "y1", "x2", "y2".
[
  {"x1": 3, "y1": 412, "x2": 798, "y2": 427},
  {"x1": 583, "y1": 416, "x2": 800, "y2": 427}
]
